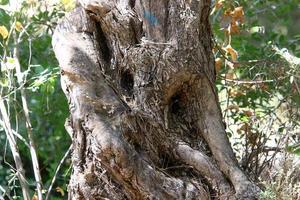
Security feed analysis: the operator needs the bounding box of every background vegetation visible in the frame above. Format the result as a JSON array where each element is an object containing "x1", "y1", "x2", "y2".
[{"x1": 0, "y1": 0, "x2": 299, "y2": 199}]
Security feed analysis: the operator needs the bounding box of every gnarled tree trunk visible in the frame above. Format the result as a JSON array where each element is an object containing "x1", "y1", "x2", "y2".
[{"x1": 52, "y1": 0, "x2": 260, "y2": 199}]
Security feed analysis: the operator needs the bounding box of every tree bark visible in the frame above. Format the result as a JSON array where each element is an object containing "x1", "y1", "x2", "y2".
[{"x1": 52, "y1": 0, "x2": 260, "y2": 199}]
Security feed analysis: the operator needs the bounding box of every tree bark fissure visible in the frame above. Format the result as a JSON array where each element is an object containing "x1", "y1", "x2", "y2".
[{"x1": 52, "y1": 1, "x2": 260, "y2": 199}]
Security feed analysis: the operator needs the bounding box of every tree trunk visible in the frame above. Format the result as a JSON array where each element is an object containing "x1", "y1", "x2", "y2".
[{"x1": 52, "y1": 1, "x2": 260, "y2": 199}]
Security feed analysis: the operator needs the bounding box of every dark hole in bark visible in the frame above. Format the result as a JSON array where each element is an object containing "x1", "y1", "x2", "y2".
[
  {"x1": 129, "y1": 0, "x2": 135, "y2": 8},
  {"x1": 132, "y1": 141, "x2": 142, "y2": 153},
  {"x1": 169, "y1": 90, "x2": 187, "y2": 117},
  {"x1": 94, "y1": 22, "x2": 111, "y2": 63},
  {"x1": 120, "y1": 70, "x2": 134, "y2": 96}
]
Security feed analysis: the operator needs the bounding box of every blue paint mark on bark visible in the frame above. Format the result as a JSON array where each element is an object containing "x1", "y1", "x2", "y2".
[{"x1": 144, "y1": 11, "x2": 159, "y2": 26}]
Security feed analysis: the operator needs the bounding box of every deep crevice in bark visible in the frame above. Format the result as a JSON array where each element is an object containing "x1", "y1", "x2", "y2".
[
  {"x1": 129, "y1": 18, "x2": 142, "y2": 45},
  {"x1": 120, "y1": 70, "x2": 134, "y2": 97},
  {"x1": 94, "y1": 21, "x2": 111, "y2": 64}
]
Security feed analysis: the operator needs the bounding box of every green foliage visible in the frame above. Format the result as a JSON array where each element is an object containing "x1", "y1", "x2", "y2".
[
  {"x1": 260, "y1": 187, "x2": 276, "y2": 200},
  {"x1": 213, "y1": 0, "x2": 300, "y2": 156},
  {"x1": 0, "y1": 0, "x2": 74, "y2": 199},
  {"x1": 212, "y1": 0, "x2": 300, "y2": 195}
]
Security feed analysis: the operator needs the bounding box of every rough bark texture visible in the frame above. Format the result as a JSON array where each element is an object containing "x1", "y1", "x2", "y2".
[{"x1": 52, "y1": 0, "x2": 260, "y2": 199}]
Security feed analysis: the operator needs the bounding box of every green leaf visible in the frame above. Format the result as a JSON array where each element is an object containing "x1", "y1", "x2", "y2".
[{"x1": 250, "y1": 26, "x2": 265, "y2": 34}]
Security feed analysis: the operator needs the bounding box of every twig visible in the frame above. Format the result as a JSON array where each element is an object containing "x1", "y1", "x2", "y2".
[
  {"x1": 0, "y1": 120, "x2": 29, "y2": 147},
  {"x1": 14, "y1": 28, "x2": 43, "y2": 200},
  {"x1": 294, "y1": 80, "x2": 300, "y2": 95},
  {"x1": 0, "y1": 98, "x2": 30, "y2": 200},
  {"x1": 223, "y1": 78, "x2": 274, "y2": 84},
  {"x1": 45, "y1": 144, "x2": 72, "y2": 200},
  {"x1": 0, "y1": 185, "x2": 13, "y2": 200}
]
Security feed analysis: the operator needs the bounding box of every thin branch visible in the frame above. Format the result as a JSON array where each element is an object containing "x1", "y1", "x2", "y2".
[
  {"x1": 294, "y1": 80, "x2": 300, "y2": 96},
  {"x1": 0, "y1": 119, "x2": 29, "y2": 147},
  {"x1": 0, "y1": 98, "x2": 30, "y2": 200},
  {"x1": 0, "y1": 185, "x2": 13, "y2": 200},
  {"x1": 45, "y1": 144, "x2": 72, "y2": 200},
  {"x1": 14, "y1": 28, "x2": 43, "y2": 200},
  {"x1": 222, "y1": 78, "x2": 275, "y2": 84}
]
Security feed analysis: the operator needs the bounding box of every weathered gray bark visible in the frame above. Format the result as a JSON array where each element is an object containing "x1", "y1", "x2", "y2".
[{"x1": 52, "y1": 0, "x2": 260, "y2": 199}]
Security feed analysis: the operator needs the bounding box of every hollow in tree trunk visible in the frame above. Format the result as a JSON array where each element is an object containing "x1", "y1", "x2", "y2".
[{"x1": 52, "y1": 0, "x2": 260, "y2": 199}]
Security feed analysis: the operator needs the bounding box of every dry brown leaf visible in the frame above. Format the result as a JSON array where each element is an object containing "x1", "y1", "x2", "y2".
[
  {"x1": 230, "y1": 21, "x2": 240, "y2": 34},
  {"x1": 227, "y1": 104, "x2": 240, "y2": 111},
  {"x1": 243, "y1": 110, "x2": 253, "y2": 117},
  {"x1": 230, "y1": 6, "x2": 244, "y2": 22},
  {"x1": 215, "y1": 57, "x2": 223, "y2": 73},
  {"x1": 224, "y1": 44, "x2": 238, "y2": 61},
  {"x1": 32, "y1": 194, "x2": 38, "y2": 200},
  {"x1": 239, "y1": 123, "x2": 249, "y2": 132}
]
